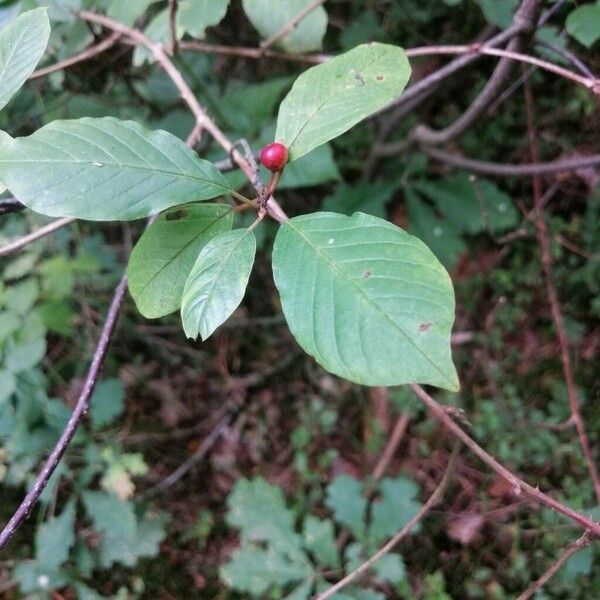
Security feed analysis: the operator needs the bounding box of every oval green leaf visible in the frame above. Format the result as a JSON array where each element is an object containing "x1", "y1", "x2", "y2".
[
  {"x1": 242, "y1": 0, "x2": 327, "y2": 53},
  {"x1": 127, "y1": 203, "x2": 234, "y2": 318},
  {"x1": 181, "y1": 228, "x2": 256, "y2": 340},
  {"x1": 0, "y1": 117, "x2": 232, "y2": 221},
  {"x1": 275, "y1": 43, "x2": 411, "y2": 161},
  {"x1": 272, "y1": 211, "x2": 459, "y2": 391},
  {"x1": 0, "y1": 8, "x2": 50, "y2": 111}
]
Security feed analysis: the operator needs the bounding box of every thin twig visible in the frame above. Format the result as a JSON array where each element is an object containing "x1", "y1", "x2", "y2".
[
  {"x1": 179, "y1": 40, "x2": 327, "y2": 63},
  {"x1": 523, "y1": 75, "x2": 600, "y2": 505},
  {"x1": 0, "y1": 274, "x2": 128, "y2": 551},
  {"x1": 29, "y1": 32, "x2": 122, "y2": 79},
  {"x1": 400, "y1": 44, "x2": 598, "y2": 93},
  {"x1": 371, "y1": 412, "x2": 411, "y2": 483},
  {"x1": 414, "y1": 147, "x2": 600, "y2": 176},
  {"x1": 386, "y1": 4, "x2": 531, "y2": 113},
  {"x1": 141, "y1": 413, "x2": 232, "y2": 499},
  {"x1": 514, "y1": 533, "x2": 591, "y2": 600},
  {"x1": 167, "y1": 0, "x2": 178, "y2": 54},
  {"x1": 0, "y1": 217, "x2": 75, "y2": 258},
  {"x1": 315, "y1": 442, "x2": 461, "y2": 600},
  {"x1": 406, "y1": 0, "x2": 544, "y2": 149},
  {"x1": 185, "y1": 121, "x2": 203, "y2": 148},
  {"x1": 536, "y1": 39, "x2": 595, "y2": 79},
  {"x1": 259, "y1": 0, "x2": 327, "y2": 52},
  {"x1": 410, "y1": 384, "x2": 600, "y2": 537}
]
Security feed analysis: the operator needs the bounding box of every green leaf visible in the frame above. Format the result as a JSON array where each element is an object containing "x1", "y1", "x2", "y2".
[
  {"x1": 414, "y1": 175, "x2": 519, "y2": 234},
  {"x1": 82, "y1": 491, "x2": 166, "y2": 568},
  {"x1": 325, "y1": 475, "x2": 367, "y2": 540},
  {"x1": 134, "y1": 1, "x2": 229, "y2": 64},
  {"x1": 475, "y1": 0, "x2": 516, "y2": 28},
  {"x1": 276, "y1": 43, "x2": 411, "y2": 161},
  {"x1": 12, "y1": 561, "x2": 67, "y2": 595},
  {"x1": 220, "y1": 545, "x2": 311, "y2": 596},
  {"x1": 181, "y1": 228, "x2": 256, "y2": 340},
  {"x1": 406, "y1": 190, "x2": 465, "y2": 269},
  {"x1": 566, "y1": 1, "x2": 600, "y2": 48},
  {"x1": 284, "y1": 580, "x2": 314, "y2": 600},
  {"x1": 35, "y1": 500, "x2": 76, "y2": 571},
  {"x1": 221, "y1": 77, "x2": 292, "y2": 137},
  {"x1": 370, "y1": 477, "x2": 422, "y2": 544},
  {"x1": 279, "y1": 144, "x2": 341, "y2": 189},
  {"x1": 272, "y1": 212, "x2": 459, "y2": 390},
  {"x1": 371, "y1": 553, "x2": 406, "y2": 584},
  {"x1": 322, "y1": 181, "x2": 397, "y2": 218},
  {"x1": 225, "y1": 477, "x2": 304, "y2": 554},
  {"x1": 178, "y1": 0, "x2": 230, "y2": 38},
  {"x1": 563, "y1": 545, "x2": 593, "y2": 580},
  {"x1": 242, "y1": 0, "x2": 327, "y2": 53},
  {"x1": 0, "y1": 117, "x2": 232, "y2": 221},
  {"x1": 303, "y1": 515, "x2": 340, "y2": 569},
  {"x1": 0, "y1": 8, "x2": 50, "y2": 111},
  {"x1": 89, "y1": 378, "x2": 125, "y2": 430},
  {"x1": 108, "y1": 0, "x2": 161, "y2": 26},
  {"x1": 128, "y1": 203, "x2": 234, "y2": 318},
  {"x1": 0, "y1": 370, "x2": 16, "y2": 403}
]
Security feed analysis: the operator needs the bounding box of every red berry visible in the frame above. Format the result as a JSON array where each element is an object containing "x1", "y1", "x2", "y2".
[{"x1": 260, "y1": 142, "x2": 288, "y2": 172}]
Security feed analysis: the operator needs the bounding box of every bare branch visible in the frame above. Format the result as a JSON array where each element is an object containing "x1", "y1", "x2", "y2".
[
  {"x1": 167, "y1": 0, "x2": 178, "y2": 54},
  {"x1": 408, "y1": 37, "x2": 528, "y2": 146},
  {"x1": 0, "y1": 274, "x2": 128, "y2": 551},
  {"x1": 315, "y1": 442, "x2": 461, "y2": 600},
  {"x1": 29, "y1": 31, "x2": 122, "y2": 79},
  {"x1": 258, "y1": 0, "x2": 327, "y2": 52},
  {"x1": 371, "y1": 412, "x2": 411, "y2": 483},
  {"x1": 179, "y1": 39, "x2": 327, "y2": 63},
  {"x1": 0, "y1": 217, "x2": 75, "y2": 258},
  {"x1": 141, "y1": 412, "x2": 232, "y2": 499},
  {"x1": 410, "y1": 384, "x2": 600, "y2": 537},
  {"x1": 412, "y1": 147, "x2": 600, "y2": 176},
  {"x1": 523, "y1": 76, "x2": 600, "y2": 504},
  {"x1": 514, "y1": 534, "x2": 591, "y2": 600}
]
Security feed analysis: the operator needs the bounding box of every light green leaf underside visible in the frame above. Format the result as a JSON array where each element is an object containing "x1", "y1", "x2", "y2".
[
  {"x1": 272, "y1": 212, "x2": 458, "y2": 390},
  {"x1": 127, "y1": 203, "x2": 233, "y2": 318},
  {"x1": 0, "y1": 8, "x2": 50, "y2": 111},
  {"x1": 275, "y1": 43, "x2": 411, "y2": 161},
  {"x1": 242, "y1": 0, "x2": 327, "y2": 53},
  {"x1": 0, "y1": 117, "x2": 232, "y2": 221},
  {"x1": 181, "y1": 228, "x2": 256, "y2": 340}
]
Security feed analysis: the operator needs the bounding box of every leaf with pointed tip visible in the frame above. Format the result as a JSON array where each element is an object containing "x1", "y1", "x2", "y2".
[
  {"x1": 0, "y1": 8, "x2": 50, "y2": 111},
  {"x1": 0, "y1": 117, "x2": 232, "y2": 221},
  {"x1": 181, "y1": 228, "x2": 256, "y2": 340},
  {"x1": 275, "y1": 43, "x2": 411, "y2": 161},
  {"x1": 272, "y1": 211, "x2": 459, "y2": 390},
  {"x1": 128, "y1": 203, "x2": 234, "y2": 318}
]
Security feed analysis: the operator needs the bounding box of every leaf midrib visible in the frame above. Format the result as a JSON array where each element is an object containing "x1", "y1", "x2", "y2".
[
  {"x1": 0, "y1": 157, "x2": 231, "y2": 191},
  {"x1": 287, "y1": 220, "x2": 455, "y2": 387},
  {"x1": 184, "y1": 230, "x2": 253, "y2": 339}
]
